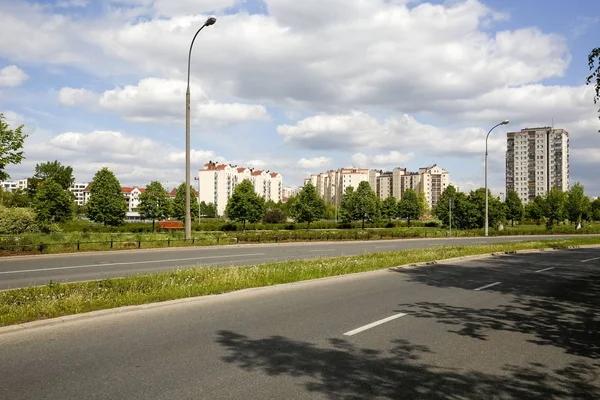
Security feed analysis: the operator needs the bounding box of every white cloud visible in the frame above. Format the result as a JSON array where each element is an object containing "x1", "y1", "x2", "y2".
[
  {"x1": 0, "y1": 65, "x2": 28, "y2": 87},
  {"x1": 372, "y1": 151, "x2": 414, "y2": 166},
  {"x1": 350, "y1": 153, "x2": 369, "y2": 168},
  {"x1": 297, "y1": 156, "x2": 332, "y2": 169},
  {"x1": 58, "y1": 87, "x2": 99, "y2": 107},
  {"x1": 61, "y1": 78, "x2": 270, "y2": 124},
  {"x1": 278, "y1": 111, "x2": 507, "y2": 156}
]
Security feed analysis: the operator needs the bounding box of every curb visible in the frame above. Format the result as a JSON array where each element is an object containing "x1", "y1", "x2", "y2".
[{"x1": 1, "y1": 244, "x2": 599, "y2": 336}]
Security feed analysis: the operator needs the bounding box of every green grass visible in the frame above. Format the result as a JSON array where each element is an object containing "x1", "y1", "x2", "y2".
[{"x1": 2, "y1": 236, "x2": 599, "y2": 327}]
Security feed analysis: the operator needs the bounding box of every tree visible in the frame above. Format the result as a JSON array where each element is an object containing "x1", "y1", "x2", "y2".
[
  {"x1": 290, "y1": 183, "x2": 326, "y2": 229},
  {"x1": 587, "y1": 44, "x2": 600, "y2": 125},
  {"x1": 0, "y1": 187, "x2": 31, "y2": 208},
  {"x1": 418, "y1": 192, "x2": 430, "y2": 220},
  {"x1": 526, "y1": 196, "x2": 546, "y2": 225},
  {"x1": 397, "y1": 189, "x2": 420, "y2": 227},
  {"x1": 354, "y1": 181, "x2": 379, "y2": 229},
  {"x1": 467, "y1": 188, "x2": 506, "y2": 230},
  {"x1": 565, "y1": 182, "x2": 587, "y2": 226},
  {"x1": 225, "y1": 179, "x2": 264, "y2": 230},
  {"x1": 171, "y1": 183, "x2": 199, "y2": 222},
  {"x1": 433, "y1": 185, "x2": 457, "y2": 227},
  {"x1": 0, "y1": 113, "x2": 28, "y2": 181},
  {"x1": 138, "y1": 181, "x2": 171, "y2": 232},
  {"x1": 28, "y1": 160, "x2": 75, "y2": 198},
  {"x1": 544, "y1": 186, "x2": 567, "y2": 229},
  {"x1": 338, "y1": 186, "x2": 357, "y2": 223},
  {"x1": 33, "y1": 179, "x2": 74, "y2": 224},
  {"x1": 86, "y1": 167, "x2": 127, "y2": 226},
  {"x1": 0, "y1": 206, "x2": 38, "y2": 234},
  {"x1": 505, "y1": 190, "x2": 524, "y2": 227},
  {"x1": 590, "y1": 198, "x2": 600, "y2": 221},
  {"x1": 381, "y1": 196, "x2": 398, "y2": 222},
  {"x1": 452, "y1": 191, "x2": 479, "y2": 230},
  {"x1": 199, "y1": 201, "x2": 218, "y2": 218}
]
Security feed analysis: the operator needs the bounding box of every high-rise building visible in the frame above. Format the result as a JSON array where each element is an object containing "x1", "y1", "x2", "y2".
[{"x1": 506, "y1": 127, "x2": 569, "y2": 204}]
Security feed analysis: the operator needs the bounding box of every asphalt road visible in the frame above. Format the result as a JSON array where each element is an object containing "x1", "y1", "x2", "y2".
[
  {"x1": 1, "y1": 248, "x2": 599, "y2": 399},
  {"x1": 0, "y1": 234, "x2": 597, "y2": 289}
]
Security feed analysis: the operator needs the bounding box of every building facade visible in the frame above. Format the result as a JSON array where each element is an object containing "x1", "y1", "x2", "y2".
[
  {"x1": 198, "y1": 162, "x2": 284, "y2": 217},
  {"x1": 70, "y1": 183, "x2": 90, "y2": 206},
  {"x1": 506, "y1": 127, "x2": 569, "y2": 204},
  {"x1": 1, "y1": 179, "x2": 28, "y2": 192},
  {"x1": 305, "y1": 165, "x2": 450, "y2": 209}
]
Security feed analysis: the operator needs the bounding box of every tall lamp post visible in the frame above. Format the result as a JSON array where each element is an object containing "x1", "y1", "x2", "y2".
[
  {"x1": 185, "y1": 16, "x2": 217, "y2": 240},
  {"x1": 485, "y1": 120, "x2": 510, "y2": 237}
]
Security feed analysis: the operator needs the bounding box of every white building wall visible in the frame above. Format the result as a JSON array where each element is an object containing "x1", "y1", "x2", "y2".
[
  {"x1": 70, "y1": 183, "x2": 90, "y2": 206},
  {"x1": 1, "y1": 179, "x2": 28, "y2": 192}
]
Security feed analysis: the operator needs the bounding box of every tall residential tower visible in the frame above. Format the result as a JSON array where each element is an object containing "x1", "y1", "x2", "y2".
[{"x1": 506, "y1": 127, "x2": 569, "y2": 204}]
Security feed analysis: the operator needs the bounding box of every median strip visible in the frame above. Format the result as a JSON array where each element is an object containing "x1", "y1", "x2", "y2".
[{"x1": 2, "y1": 237, "x2": 600, "y2": 329}]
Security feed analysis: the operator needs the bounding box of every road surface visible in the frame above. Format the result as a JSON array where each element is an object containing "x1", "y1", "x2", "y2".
[
  {"x1": 0, "y1": 234, "x2": 597, "y2": 289},
  {"x1": 1, "y1": 248, "x2": 599, "y2": 399}
]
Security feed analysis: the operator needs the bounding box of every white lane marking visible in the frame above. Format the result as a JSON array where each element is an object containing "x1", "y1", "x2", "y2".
[
  {"x1": 535, "y1": 267, "x2": 555, "y2": 273},
  {"x1": 343, "y1": 313, "x2": 407, "y2": 336},
  {"x1": 580, "y1": 257, "x2": 600, "y2": 263},
  {"x1": 0, "y1": 253, "x2": 266, "y2": 275},
  {"x1": 474, "y1": 281, "x2": 502, "y2": 291},
  {"x1": 308, "y1": 249, "x2": 336, "y2": 252}
]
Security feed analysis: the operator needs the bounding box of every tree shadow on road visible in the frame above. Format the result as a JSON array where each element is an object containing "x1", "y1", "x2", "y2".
[
  {"x1": 216, "y1": 330, "x2": 600, "y2": 399},
  {"x1": 392, "y1": 251, "x2": 600, "y2": 359}
]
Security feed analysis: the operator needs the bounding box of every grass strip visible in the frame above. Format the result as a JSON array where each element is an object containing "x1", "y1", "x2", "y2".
[{"x1": 2, "y1": 237, "x2": 600, "y2": 327}]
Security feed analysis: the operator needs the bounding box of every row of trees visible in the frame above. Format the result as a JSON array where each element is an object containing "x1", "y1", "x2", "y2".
[{"x1": 432, "y1": 183, "x2": 600, "y2": 230}]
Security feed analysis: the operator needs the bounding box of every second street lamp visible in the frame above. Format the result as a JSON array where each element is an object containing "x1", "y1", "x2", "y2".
[
  {"x1": 484, "y1": 119, "x2": 509, "y2": 237},
  {"x1": 185, "y1": 16, "x2": 217, "y2": 241}
]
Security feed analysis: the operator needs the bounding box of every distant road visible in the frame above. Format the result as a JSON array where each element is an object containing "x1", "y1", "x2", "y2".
[
  {"x1": 1, "y1": 248, "x2": 599, "y2": 399},
  {"x1": 0, "y1": 234, "x2": 597, "y2": 289}
]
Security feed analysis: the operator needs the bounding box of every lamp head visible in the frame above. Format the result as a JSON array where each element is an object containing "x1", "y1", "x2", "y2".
[
  {"x1": 501, "y1": 120, "x2": 509, "y2": 125},
  {"x1": 205, "y1": 16, "x2": 217, "y2": 26}
]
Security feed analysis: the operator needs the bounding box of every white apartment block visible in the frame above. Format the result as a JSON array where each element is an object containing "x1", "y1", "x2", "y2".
[
  {"x1": 1, "y1": 179, "x2": 28, "y2": 192},
  {"x1": 307, "y1": 165, "x2": 450, "y2": 209},
  {"x1": 282, "y1": 186, "x2": 300, "y2": 201},
  {"x1": 122, "y1": 187, "x2": 145, "y2": 213},
  {"x1": 506, "y1": 127, "x2": 569, "y2": 204},
  {"x1": 198, "y1": 162, "x2": 283, "y2": 217},
  {"x1": 70, "y1": 182, "x2": 90, "y2": 206}
]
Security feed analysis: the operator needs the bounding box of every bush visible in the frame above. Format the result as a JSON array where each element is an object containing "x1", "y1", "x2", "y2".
[
  {"x1": 263, "y1": 209, "x2": 287, "y2": 224},
  {"x1": 284, "y1": 224, "x2": 296, "y2": 230},
  {"x1": 220, "y1": 223, "x2": 238, "y2": 232},
  {"x1": 0, "y1": 206, "x2": 39, "y2": 235},
  {"x1": 385, "y1": 222, "x2": 395, "y2": 228},
  {"x1": 337, "y1": 222, "x2": 353, "y2": 229}
]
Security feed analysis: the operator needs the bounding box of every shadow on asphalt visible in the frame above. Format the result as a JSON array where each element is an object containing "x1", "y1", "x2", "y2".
[
  {"x1": 216, "y1": 330, "x2": 599, "y2": 399},
  {"x1": 390, "y1": 250, "x2": 600, "y2": 360}
]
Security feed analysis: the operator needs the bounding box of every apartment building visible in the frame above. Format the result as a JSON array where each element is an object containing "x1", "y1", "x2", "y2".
[
  {"x1": 70, "y1": 182, "x2": 90, "y2": 206},
  {"x1": 306, "y1": 165, "x2": 450, "y2": 209},
  {"x1": 198, "y1": 162, "x2": 283, "y2": 217},
  {"x1": 506, "y1": 127, "x2": 569, "y2": 204},
  {"x1": 0, "y1": 179, "x2": 28, "y2": 192}
]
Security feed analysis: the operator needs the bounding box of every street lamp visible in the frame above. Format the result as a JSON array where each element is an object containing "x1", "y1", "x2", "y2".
[
  {"x1": 485, "y1": 119, "x2": 509, "y2": 237},
  {"x1": 185, "y1": 16, "x2": 217, "y2": 240}
]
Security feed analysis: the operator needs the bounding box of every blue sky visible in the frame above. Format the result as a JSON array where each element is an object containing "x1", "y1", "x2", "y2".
[{"x1": 0, "y1": 0, "x2": 599, "y2": 196}]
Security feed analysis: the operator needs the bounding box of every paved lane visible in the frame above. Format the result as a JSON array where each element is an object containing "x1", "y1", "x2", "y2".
[
  {"x1": 0, "y1": 234, "x2": 596, "y2": 289},
  {"x1": 1, "y1": 248, "x2": 599, "y2": 399}
]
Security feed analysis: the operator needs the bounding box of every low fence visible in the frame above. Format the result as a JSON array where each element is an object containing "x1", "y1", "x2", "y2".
[{"x1": 0, "y1": 227, "x2": 598, "y2": 256}]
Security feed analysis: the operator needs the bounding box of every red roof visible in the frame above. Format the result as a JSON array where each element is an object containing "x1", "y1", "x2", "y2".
[
  {"x1": 237, "y1": 167, "x2": 246, "y2": 172},
  {"x1": 121, "y1": 187, "x2": 134, "y2": 193},
  {"x1": 215, "y1": 164, "x2": 226, "y2": 170},
  {"x1": 251, "y1": 170, "x2": 263, "y2": 176},
  {"x1": 270, "y1": 172, "x2": 279, "y2": 177}
]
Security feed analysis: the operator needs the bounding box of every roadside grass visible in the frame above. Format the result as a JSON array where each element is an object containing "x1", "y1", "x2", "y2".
[{"x1": 2, "y1": 237, "x2": 600, "y2": 327}]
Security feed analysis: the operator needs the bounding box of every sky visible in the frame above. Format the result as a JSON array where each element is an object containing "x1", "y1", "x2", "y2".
[{"x1": 0, "y1": 0, "x2": 598, "y2": 195}]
